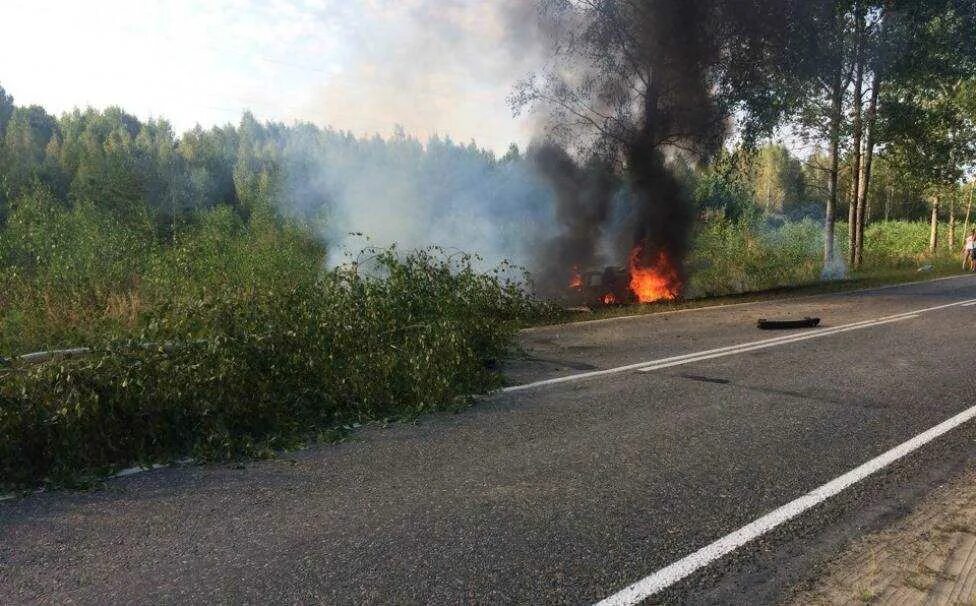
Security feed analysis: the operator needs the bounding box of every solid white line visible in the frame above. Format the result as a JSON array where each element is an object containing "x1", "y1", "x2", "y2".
[
  {"x1": 0, "y1": 459, "x2": 196, "y2": 503},
  {"x1": 503, "y1": 297, "x2": 976, "y2": 393},
  {"x1": 595, "y1": 402, "x2": 976, "y2": 606},
  {"x1": 962, "y1": 301, "x2": 976, "y2": 307}
]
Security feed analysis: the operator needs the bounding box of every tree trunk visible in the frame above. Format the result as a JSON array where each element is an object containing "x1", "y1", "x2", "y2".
[
  {"x1": 929, "y1": 197, "x2": 940, "y2": 253},
  {"x1": 854, "y1": 72, "x2": 879, "y2": 268},
  {"x1": 848, "y1": 5, "x2": 865, "y2": 266},
  {"x1": 962, "y1": 183, "x2": 973, "y2": 246},
  {"x1": 949, "y1": 197, "x2": 956, "y2": 250},
  {"x1": 824, "y1": 68, "x2": 844, "y2": 269}
]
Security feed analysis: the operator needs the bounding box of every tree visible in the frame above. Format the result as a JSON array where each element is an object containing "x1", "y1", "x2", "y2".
[
  {"x1": 0, "y1": 85, "x2": 13, "y2": 143},
  {"x1": 882, "y1": 74, "x2": 976, "y2": 255},
  {"x1": 1, "y1": 105, "x2": 58, "y2": 200},
  {"x1": 511, "y1": 0, "x2": 823, "y2": 281},
  {"x1": 0, "y1": 85, "x2": 14, "y2": 219},
  {"x1": 750, "y1": 143, "x2": 806, "y2": 214},
  {"x1": 847, "y1": 1, "x2": 867, "y2": 266}
]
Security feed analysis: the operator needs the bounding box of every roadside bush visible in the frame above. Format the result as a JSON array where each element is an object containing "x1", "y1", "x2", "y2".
[
  {"x1": 0, "y1": 192, "x2": 155, "y2": 352},
  {"x1": 687, "y1": 217, "x2": 821, "y2": 297},
  {"x1": 858, "y1": 220, "x2": 960, "y2": 267},
  {"x1": 0, "y1": 247, "x2": 544, "y2": 488}
]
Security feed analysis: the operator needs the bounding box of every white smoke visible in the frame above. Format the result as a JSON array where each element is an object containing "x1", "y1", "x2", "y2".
[{"x1": 276, "y1": 127, "x2": 558, "y2": 270}]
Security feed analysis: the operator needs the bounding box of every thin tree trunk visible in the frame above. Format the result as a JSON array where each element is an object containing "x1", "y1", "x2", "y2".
[
  {"x1": 825, "y1": 68, "x2": 844, "y2": 269},
  {"x1": 949, "y1": 196, "x2": 956, "y2": 250},
  {"x1": 930, "y1": 197, "x2": 940, "y2": 253},
  {"x1": 848, "y1": 4, "x2": 865, "y2": 266},
  {"x1": 884, "y1": 185, "x2": 891, "y2": 221},
  {"x1": 854, "y1": 73, "x2": 879, "y2": 268},
  {"x1": 962, "y1": 183, "x2": 973, "y2": 245}
]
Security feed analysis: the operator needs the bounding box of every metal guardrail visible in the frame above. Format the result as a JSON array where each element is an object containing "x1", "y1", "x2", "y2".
[
  {"x1": 1, "y1": 324, "x2": 431, "y2": 367},
  {"x1": 8, "y1": 347, "x2": 92, "y2": 365},
  {"x1": 1, "y1": 341, "x2": 199, "y2": 367}
]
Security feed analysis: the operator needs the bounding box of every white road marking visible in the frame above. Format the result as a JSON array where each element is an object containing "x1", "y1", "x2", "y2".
[
  {"x1": 635, "y1": 315, "x2": 917, "y2": 373},
  {"x1": 594, "y1": 401, "x2": 976, "y2": 606},
  {"x1": 962, "y1": 300, "x2": 976, "y2": 307},
  {"x1": 503, "y1": 297, "x2": 976, "y2": 393}
]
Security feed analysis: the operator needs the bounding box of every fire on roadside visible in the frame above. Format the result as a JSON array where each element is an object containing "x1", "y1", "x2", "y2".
[
  {"x1": 567, "y1": 241, "x2": 682, "y2": 307},
  {"x1": 628, "y1": 243, "x2": 682, "y2": 303},
  {"x1": 569, "y1": 266, "x2": 583, "y2": 289}
]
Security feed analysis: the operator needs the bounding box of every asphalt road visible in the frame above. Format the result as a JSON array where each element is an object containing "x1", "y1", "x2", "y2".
[{"x1": 3, "y1": 274, "x2": 976, "y2": 605}]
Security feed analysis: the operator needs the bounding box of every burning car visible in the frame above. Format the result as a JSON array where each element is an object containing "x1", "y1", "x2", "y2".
[
  {"x1": 568, "y1": 242, "x2": 683, "y2": 307},
  {"x1": 569, "y1": 266, "x2": 636, "y2": 307}
]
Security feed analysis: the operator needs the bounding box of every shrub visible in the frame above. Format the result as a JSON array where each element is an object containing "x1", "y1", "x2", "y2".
[
  {"x1": 0, "y1": 247, "x2": 545, "y2": 489},
  {"x1": 687, "y1": 217, "x2": 822, "y2": 296}
]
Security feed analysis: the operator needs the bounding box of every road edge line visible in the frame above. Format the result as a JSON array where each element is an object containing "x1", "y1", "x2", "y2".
[
  {"x1": 594, "y1": 402, "x2": 976, "y2": 606},
  {"x1": 504, "y1": 297, "x2": 976, "y2": 393}
]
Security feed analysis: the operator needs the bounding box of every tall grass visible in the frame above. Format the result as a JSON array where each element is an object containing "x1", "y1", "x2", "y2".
[
  {"x1": 686, "y1": 218, "x2": 964, "y2": 297},
  {"x1": 0, "y1": 194, "x2": 549, "y2": 488},
  {"x1": 687, "y1": 218, "x2": 823, "y2": 297}
]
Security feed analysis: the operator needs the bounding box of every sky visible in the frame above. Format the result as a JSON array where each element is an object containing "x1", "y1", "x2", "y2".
[{"x1": 0, "y1": 0, "x2": 544, "y2": 153}]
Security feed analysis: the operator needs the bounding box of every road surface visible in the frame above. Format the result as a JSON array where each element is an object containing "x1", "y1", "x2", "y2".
[{"x1": 3, "y1": 275, "x2": 976, "y2": 605}]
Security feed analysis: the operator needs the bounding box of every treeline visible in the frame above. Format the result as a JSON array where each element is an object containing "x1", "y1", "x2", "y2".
[
  {"x1": 0, "y1": 87, "x2": 545, "y2": 243},
  {"x1": 1, "y1": 81, "x2": 970, "y2": 260}
]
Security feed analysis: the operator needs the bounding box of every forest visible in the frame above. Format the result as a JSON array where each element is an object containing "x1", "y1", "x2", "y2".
[{"x1": 2, "y1": 0, "x2": 976, "y2": 489}]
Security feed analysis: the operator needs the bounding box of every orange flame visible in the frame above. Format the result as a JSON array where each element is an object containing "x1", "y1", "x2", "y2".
[
  {"x1": 629, "y1": 244, "x2": 681, "y2": 303},
  {"x1": 601, "y1": 292, "x2": 617, "y2": 305},
  {"x1": 569, "y1": 266, "x2": 583, "y2": 289}
]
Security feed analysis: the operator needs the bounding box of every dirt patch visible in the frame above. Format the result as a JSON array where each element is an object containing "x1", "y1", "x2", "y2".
[{"x1": 789, "y1": 467, "x2": 976, "y2": 605}]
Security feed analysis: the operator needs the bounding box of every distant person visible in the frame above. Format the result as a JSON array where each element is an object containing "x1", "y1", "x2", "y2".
[{"x1": 965, "y1": 229, "x2": 976, "y2": 272}]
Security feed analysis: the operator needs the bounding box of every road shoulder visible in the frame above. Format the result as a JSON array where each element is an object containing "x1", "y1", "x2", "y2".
[{"x1": 789, "y1": 465, "x2": 976, "y2": 605}]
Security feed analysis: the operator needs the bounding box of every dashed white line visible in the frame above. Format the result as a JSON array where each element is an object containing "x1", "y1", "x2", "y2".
[
  {"x1": 594, "y1": 401, "x2": 976, "y2": 605},
  {"x1": 503, "y1": 297, "x2": 976, "y2": 393}
]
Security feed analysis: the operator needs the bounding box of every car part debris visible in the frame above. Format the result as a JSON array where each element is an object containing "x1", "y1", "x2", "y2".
[{"x1": 757, "y1": 317, "x2": 821, "y2": 330}]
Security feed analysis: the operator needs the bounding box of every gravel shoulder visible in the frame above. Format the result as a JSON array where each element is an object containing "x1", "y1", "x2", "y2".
[{"x1": 790, "y1": 465, "x2": 976, "y2": 605}]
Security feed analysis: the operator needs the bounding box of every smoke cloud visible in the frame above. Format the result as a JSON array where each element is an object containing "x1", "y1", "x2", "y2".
[
  {"x1": 274, "y1": 126, "x2": 559, "y2": 271},
  {"x1": 511, "y1": 1, "x2": 739, "y2": 295}
]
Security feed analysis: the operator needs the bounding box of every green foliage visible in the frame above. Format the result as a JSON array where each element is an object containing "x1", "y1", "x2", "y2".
[
  {"x1": 685, "y1": 217, "x2": 964, "y2": 298},
  {"x1": 692, "y1": 168, "x2": 759, "y2": 222},
  {"x1": 858, "y1": 220, "x2": 960, "y2": 266},
  {"x1": 0, "y1": 189, "x2": 155, "y2": 351},
  {"x1": 0, "y1": 240, "x2": 545, "y2": 489},
  {"x1": 687, "y1": 217, "x2": 822, "y2": 297}
]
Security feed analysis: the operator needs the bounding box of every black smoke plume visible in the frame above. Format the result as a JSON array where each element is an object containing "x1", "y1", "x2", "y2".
[
  {"x1": 513, "y1": 0, "x2": 795, "y2": 299},
  {"x1": 527, "y1": 143, "x2": 617, "y2": 295}
]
